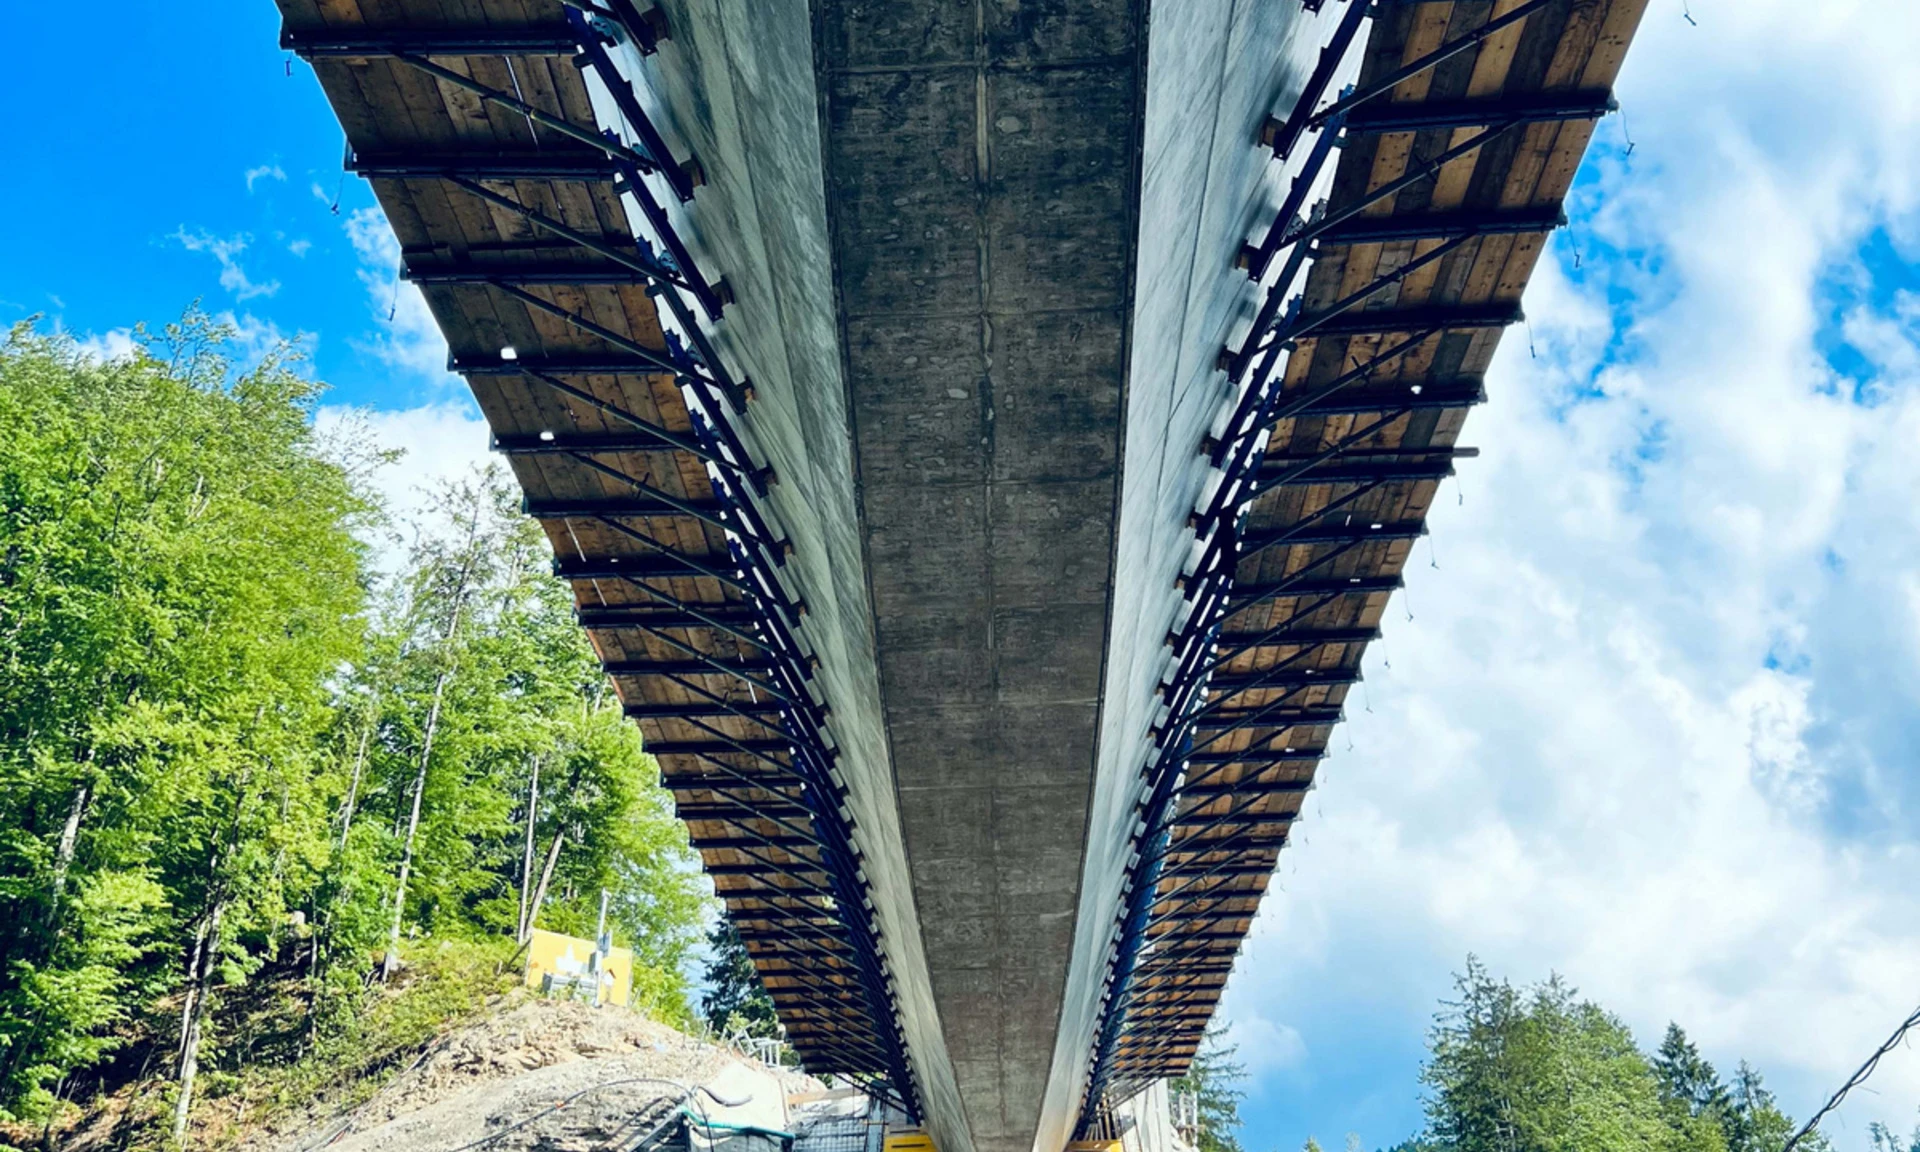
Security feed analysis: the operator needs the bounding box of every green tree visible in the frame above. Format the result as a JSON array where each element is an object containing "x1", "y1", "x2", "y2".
[
  {"x1": 1171, "y1": 1025, "x2": 1246, "y2": 1152},
  {"x1": 0, "y1": 314, "x2": 370, "y2": 1130},
  {"x1": 0, "y1": 317, "x2": 710, "y2": 1141},
  {"x1": 1421, "y1": 959, "x2": 1694, "y2": 1152},
  {"x1": 1869, "y1": 1112, "x2": 1920, "y2": 1152},
  {"x1": 700, "y1": 921, "x2": 779, "y2": 1040},
  {"x1": 1725, "y1": 1062, "x2": 1818, "y2": 1152},
  {"x1": 1654, "y1": 1024, "x2": 1732, "y2": 1122}
]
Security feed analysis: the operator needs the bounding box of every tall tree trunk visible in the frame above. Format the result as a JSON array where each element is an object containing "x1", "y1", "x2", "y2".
[
  {"x1": 381, "y1": 498, "x2": 484, "y2": 981},
  {"x1": 522, "y1": 831, "x2": 565, "y2": 945},
  {"x1": 176, "y1": 916, "x2": 211, "y2": 1061},
  {"x1": 338, "y1": 719, "x2": 373, "y2": 852},
  {"x1": 516, "y1": 756, "x2": 541, "y2": 942},
  {"x1": 172, "y1": 894, "x2": 226, "y2": 1143},
  {"x1": 44, "y1": 779, "x2": 89, "y2": 929},
  {"x1": 382, "y1": 665, "x2": 450, "y2": 980}
]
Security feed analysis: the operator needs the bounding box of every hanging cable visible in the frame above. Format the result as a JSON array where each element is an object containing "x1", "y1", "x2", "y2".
[{"x1": 1782, "y1": 1003, "x2": 1920, "y2": 1152}]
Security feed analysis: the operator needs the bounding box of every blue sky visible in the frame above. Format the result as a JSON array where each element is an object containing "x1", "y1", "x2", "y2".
[
  {"x1": 13, "y1": 2, "x2": 1920, "y2": 1151},
  {"x1": 3, "y1": 2, "x2": 453, "y2": 411}
]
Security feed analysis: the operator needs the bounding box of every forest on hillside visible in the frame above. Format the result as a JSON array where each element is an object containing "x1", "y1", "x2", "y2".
[{"x1": 0, "y1": 316, "x2": 709, "y2": 1144}]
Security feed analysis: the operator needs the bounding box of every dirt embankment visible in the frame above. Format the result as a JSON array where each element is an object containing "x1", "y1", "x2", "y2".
[{"x1": 245, "y1": 998, "x2": 814, "y2": 1152}]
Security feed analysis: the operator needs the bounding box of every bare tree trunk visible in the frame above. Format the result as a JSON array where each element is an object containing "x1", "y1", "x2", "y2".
[
  {"x1": 44, "y1": 780, "x2": 90, "y2": 929},
  {"x1": 172, "y1": 895, "x2": 226, "y2": 1143},
  {"x1": 382, "y1": 667, "x2": 450, "y2": 980},
  {"x1": 176, "y1": 916, "x2": 210, "y2": 1061},
  {"x1": 380, "y1": 496, "x2": 485, "y2": 981},
  {"x1": 338, "y1": 720, "x2": 373, "y2": 853},
  {"x1": 516, "y1": 757, "x2": 541, "y2": 942},
  {"x1": 521, "y1": 831, "x2": 565, "y2": 945}
]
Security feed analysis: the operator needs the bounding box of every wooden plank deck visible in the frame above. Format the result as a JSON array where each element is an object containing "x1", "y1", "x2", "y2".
[
  {"x1": 1103, "y1": 0, "x2": 1647, "y2": 1093},
  {"x1": 276, "y1": 0, "x2": 897, "y2": 1079}
]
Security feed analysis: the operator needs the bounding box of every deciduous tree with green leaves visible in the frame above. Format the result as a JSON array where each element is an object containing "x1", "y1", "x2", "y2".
[{"x1": 0, "y1": 316, "x2": 708, "y2": 1142}]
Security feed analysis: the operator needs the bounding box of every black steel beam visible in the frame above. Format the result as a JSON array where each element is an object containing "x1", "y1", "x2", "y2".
[
  {"x1": 1345, "y1": 89, "x2": 1617, "y2": 135},
  {"x1": 498, "y1": 431, "x2": 694, "y2": 458},
  {"x1": 575, "y1": 605, "x2": 762, "y2": 628},
  {"x1": 623, "y1": 701, "x2": 786, "y2": 720},
  {"x1": 1180, "y1": 751, "x2": 1322, "y2": 767},
  {"x1": 1304, "y1": 0, "x2": 1561, "y2": 130},
  {"x1": 556, "y1": 557, "x2": 730, "y2": 583},
  {"x1": 1242, "y1": 519, "x2": 1425, "y2": 551},
  {"x1": 685, "y1": 814, "x2": 813, "y2": 835},
  {"x1": 1316, "y1": 206, "x2": 1564, "y2": 246},
  {"x1": 283, "y1": 26, "x2": 578, "y2": 56},
  {"x1": 455, "y1": 354, "x2": 676, "y2": 378},
  {"x1": 1222, "y1": 574, "x2": 1402, "y2": 605},
  {"x1": 1294, "y1": 302, "x2": 1523, "y2": 339},
  {"x1": 689, "y1": 834, "x2": 815, "y2": 853},
  {"x1": 353, "y1": 151, "x2": 619, "y2": 181},
  {"x1": 1261, "y1": 446, "x2": 1479, "y2": 466},
  {"x1": 1160, "y1": 834, "x2": 1289, "y2": 858},
  {"x1": 652, "y1": 740, "x2": 794, "y2": 758},
  {"x1": 1268, "y1": 379, "x2": 1486, "y2": 420},
  {"x1": 1255, "y1": 458, "x2": 1457, "y2": 485},
  {"x1": 605, "y1": 657, "x2": 774, "y2": 678},
  {"x1": 530, "y1": 497, "x2": 728, "y2": 521},
  {"x1": 703, "y1": 863, "x2": 825, "y2": 879},
  {"x1": 1205, "y1": 667, "x2": 1361, "y2": 692},
  {"x1": 409, "y1": 263, "x2": 655, "y2": 287},
  {"x1": 1154, "y1": 862, "x2": 1282, "y2": 878},
  {"x1": 1169, "y1": 808, "x2": 1295, "y2": 827},
  {"x1": 1188, "y1": 707, "x2": 1342, "y2": 731},
  {"x1": 1205, "y1": 627, "x2": 1377, "y2": 651}
]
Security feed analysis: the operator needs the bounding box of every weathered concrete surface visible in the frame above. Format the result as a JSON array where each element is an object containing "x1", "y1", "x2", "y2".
[
  {"x1": 816, "y1": 6, "x2": 1142, "y2": 1152},
  {"x1": 1039, "y1": 5, "x2": 1330, "y2": 1148},
  {"x1": 609, "y1": 4, "x2": 968, "y2": 1146},
  {"x1": 620, "y1": 4, "x2": 1329, "y2": 1152}
]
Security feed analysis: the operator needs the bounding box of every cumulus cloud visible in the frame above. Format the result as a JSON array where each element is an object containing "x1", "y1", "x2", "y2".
[
  {"x1": 1221, "y1": 3, "x2": 1920, "y2": 1148},
  {"x1": 172, "y1": 228, "x2": 280, "y2": 301},
  {"x1": 244, "y1": 163, "x2": 286, "y2": 192},
  {"x1": 71, "y1": 328, "x2": 139, "y2": 364},
  {"x1": 343, "y1": 205, "x2": 458, "y2": 385}
]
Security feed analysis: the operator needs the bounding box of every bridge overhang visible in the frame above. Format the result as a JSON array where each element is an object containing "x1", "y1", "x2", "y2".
[{"x1": 278, "y1": 0, "x2": 1648, "y2": 1149}]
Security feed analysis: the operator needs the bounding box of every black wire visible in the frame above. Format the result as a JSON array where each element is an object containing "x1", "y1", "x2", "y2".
[{"x1": 1783, "y1": 1003, "x2": 1920, "y2": 1152}]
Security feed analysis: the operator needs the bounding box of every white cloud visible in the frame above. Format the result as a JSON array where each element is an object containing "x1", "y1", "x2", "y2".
[
  {"x1": 343, "y1": 205, "x2": 458, "y2": 385},
  {"x1": 71, "y1": 327, "x2": 138, "y2": 364},
  {"x1": 1222, "y1": 2, "x2": 1920, "y2": 1148},
  {"x1": 172, "y1": 228, "x2": 280, "y2": 301},
  {"x1": 287, "y1": 238, "x2": 313, "y2": 258},
  {"x1": 312, "y1": 400, "x2": 494, "y2": 573},
  {"x1": 209, "y1": 310, "x2": 312, "y2": 371},
  {"x1": 244, "y1": 163, "x2": 286, "y2": 192},
  {"x1": 1227, "y1": 1015, "x2": 1308, "y2": 1078}
]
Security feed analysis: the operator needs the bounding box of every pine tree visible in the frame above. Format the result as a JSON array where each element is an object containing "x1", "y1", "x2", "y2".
[
  {"x1": 1171, "y1": 1025, "x2": 1247, "y2": 1152},
  {"x1": 1653, "y1": 1024, "x2": 1732, "y2": 1120},
  {"x1": 700, "y1": 921, "x2": 780, "y2": 1040}
]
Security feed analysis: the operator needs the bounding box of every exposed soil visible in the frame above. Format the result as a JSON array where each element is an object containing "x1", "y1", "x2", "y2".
[{"x1": 242, "y1": 998, "x2": 814, "y2": 1152}]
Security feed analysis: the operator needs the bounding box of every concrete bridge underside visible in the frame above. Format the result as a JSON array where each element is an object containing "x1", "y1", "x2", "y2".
[
  {"x1": 277, "y1": 2, "x2": 1647, "y2": 1151},
  {"x1": 647, "y1": 6, "x2": 1328, "y2": 1150}
]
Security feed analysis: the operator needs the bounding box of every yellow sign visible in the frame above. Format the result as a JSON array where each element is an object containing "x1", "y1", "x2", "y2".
[
  {"x1": 523, "y1": 927, "x2": 633, "y2": 1008},
  {"x1": 884, "y1": 1131, "x2": 938, "y2": 1152}
]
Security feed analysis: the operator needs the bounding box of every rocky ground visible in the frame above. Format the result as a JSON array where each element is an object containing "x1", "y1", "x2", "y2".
[{"x1": 246, "y1": 998, "x2": 814, "y2": 1152}]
